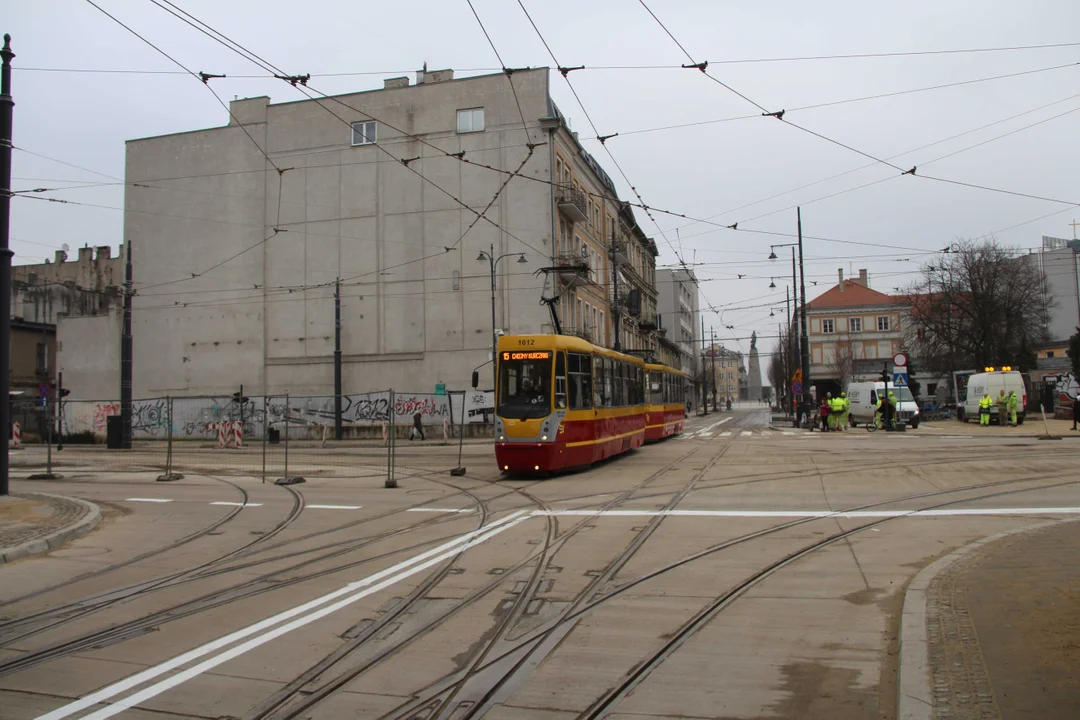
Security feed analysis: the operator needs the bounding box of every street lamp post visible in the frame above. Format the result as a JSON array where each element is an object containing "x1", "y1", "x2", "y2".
[
  {"x1": 770, "y1": 240, "x2": 804, "y2": 425},
  {"x1": 478, "y1": 246, "x2": 528, "y2": 392}
]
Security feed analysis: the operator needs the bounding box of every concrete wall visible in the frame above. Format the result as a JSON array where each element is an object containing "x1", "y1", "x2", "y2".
[
  {"x1": 57, "y1": 307, "x2": 122, "y2": 400},
  {"x1": 125, "y1": 70, "x2": 556, "y2": 398}
]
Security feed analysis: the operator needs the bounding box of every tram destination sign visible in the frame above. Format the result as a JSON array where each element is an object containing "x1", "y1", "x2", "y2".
[{"x1": 503, "y1": 351, "x2": 552, "y2": 361}]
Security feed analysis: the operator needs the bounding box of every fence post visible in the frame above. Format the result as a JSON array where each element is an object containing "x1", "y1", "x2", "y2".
[
  {"x1": 261, "y1": 396, "x2": 267, "y2": 484},
  {"x1": 28, "y1": 395, "x2": 61, "y2": 480},
  {"x1": 385, "y1": 389, "x2": 397, "y2": 488},
  {"x1": 451, "y1": 390, "x2": 466, "y2": 475},
  {"x1": 276, "y1": 392, "x2": 305, "y2": 485}
]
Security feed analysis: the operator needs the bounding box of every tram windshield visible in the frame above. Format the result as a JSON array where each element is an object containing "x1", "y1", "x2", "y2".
[{"x1": 498, "y1": 351, "x2": 553, "y2": 419}]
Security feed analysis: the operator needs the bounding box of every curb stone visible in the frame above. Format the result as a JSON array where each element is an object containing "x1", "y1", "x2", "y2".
[
  {"x1": 896, "y1": 518, "x2": 1076, "y2": 720},
  {"x1": 0, "y1": 493, "x2": 102, "y2": 564}
]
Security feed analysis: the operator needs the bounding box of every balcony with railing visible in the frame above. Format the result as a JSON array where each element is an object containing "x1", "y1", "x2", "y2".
[
  {"x1": 612, "y1": 239, "x2": 630, "y2": 267},
  {"x1": 556, "y1": 251, "x2": 591, "y2": 289},
  {"x1": 556, "y1": 183, "x2": 589, "y2": 224},
  {"x1": 637, "y1": 312, "x2": 658, "y2": 331},
  {"x1": 563, "y1": 326, "x2": 594, "y2": 343}
]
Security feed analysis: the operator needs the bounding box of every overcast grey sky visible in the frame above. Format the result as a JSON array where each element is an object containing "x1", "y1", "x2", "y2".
[{"x1": 7, "y1": 0, "x2": 1080, "y2": 364}]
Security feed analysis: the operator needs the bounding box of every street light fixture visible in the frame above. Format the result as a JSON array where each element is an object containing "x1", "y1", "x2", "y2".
[
  {"x1": 478, "y1": 245, "x2": 528, "y2": 392},
  {"x1": 769, "y1": 278, "x2": 776, "y2": 289},
  {"x1": 770, "y1": 224, "x2": 810, "y2": 428}
]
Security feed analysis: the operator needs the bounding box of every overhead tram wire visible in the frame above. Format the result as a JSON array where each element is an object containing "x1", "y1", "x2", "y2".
[
  {"x1": 634, "y1": 0, "x2": 1080, "y2": 216},
  {"x1": 150, "y1": 0, "x2": 547, "y2": 264},
  {"x1": 515, "y1": 0, "x2": 691, "y2": 276},
  {"x1": 15, "y1": 39, "x2": 1080, "y2": 76},
  {"x1": 665, "y1": 89, "x2": 1080, "y2": 237},
  {"x1": 464, "y1": 0, "x2": 533, "y2": 143},
  {"x1": 96, "y1": 0, "x2": 545, "y2": 294}
]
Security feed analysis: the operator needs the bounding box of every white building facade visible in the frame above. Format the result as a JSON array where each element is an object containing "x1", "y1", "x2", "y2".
[{"x1": 123, "y1": 69, "x2": 655, "y2": 397}]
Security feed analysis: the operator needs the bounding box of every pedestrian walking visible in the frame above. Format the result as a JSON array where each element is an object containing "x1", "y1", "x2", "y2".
[
  {"x1": 1072, "y1": 390, "x2": 1079, "y2": 431},
  {"x1": 1007, "y1": 390, "x2": 1019, "y2": 427},
  {"x1": 409, "y1": 412, "x2": 426, "y2": 441},
  {"x1": 979, "y1": 392, "x2": 993, "y2": 427},
  {"x1": 819, "y1": 395, "x2": 831, "y2": 431}
]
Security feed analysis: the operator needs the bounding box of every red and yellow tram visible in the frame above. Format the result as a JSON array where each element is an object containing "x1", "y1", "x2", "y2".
[
  {"x1": 644, "y1": 363, "x2": 689, "y2": 442},
  {"x1": 493, "y1": 334, "x2": 684, "y2": 473}
]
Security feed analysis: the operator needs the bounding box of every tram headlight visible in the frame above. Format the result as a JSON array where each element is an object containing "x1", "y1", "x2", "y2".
[
  {"x1": 542, "y1": 435, "x2": 548, "y2": 440},
  {"x1": 534, "y1": 465, "x2": 540, "y2": 470}
]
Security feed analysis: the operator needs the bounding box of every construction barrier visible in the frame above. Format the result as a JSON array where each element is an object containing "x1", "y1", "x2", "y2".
[
  {"x1": 443, "y1": 418, "x2": 450, "y2": 443},
  {"x1": 232, "y1": 421, "x2": 243, "y2": 449},
  {"x1": 217, "y1": 423, "x2": 227, "y2": 449},
  {"x1": 11, "y1": 422, "x2": 20, "y2": 448},
  {"x1": 382, "y1": 420, "x2": 389, "y2": 446}
]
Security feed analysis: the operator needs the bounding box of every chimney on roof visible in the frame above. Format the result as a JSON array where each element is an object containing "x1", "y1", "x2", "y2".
[
  {"x1": 859, "y1": 269, "x2": 868, "y2": 286},
  {"x1": 54, "y1": 250, "x2": 67, "y2": 264},
  {"x1": 838, "y1": 268, "x2": 844, "y2": 291},
  {"x1": 384, "y1": 76, "x2": 409, "y2": 90},
  {"x1": 96, "y1": 246, "x2": 111, "y2": 261},
  {"x1": 78, "y1": 247, "x2": 93, "y2": 263}
]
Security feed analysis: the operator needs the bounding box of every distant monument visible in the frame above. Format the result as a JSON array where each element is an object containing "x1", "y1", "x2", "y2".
[{"x1": 748, "y1": 332, "x2": 762, "y2": 402}]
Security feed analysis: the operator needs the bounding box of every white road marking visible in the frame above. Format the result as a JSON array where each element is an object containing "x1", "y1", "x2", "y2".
[
  {"x1": 719, "y1": 431, "x2": 732, "y2": 437},
  {"x1": 124, "y1": 498, "x2": 173, "y2": 503},
  {"x1": 741, "y1": 431, "x2": 753, "y2": 437},
  {"x1": 407, "y1": 508, "x2": 476, "y2": 513},
  {"x1": 782, "y1": 432, "x2": 794, "y2": 436},
  {"x1": 699, "y1": 433, "x2": 713, "y2": 438},
  {"x1": 531, "y1": 508, "x2": 1080, "y2": 518},
  {"x1": 306, "y1": 505, "x2": 362, "y2": 510},
  {"x1": 209, "y1": 502, "x2": 263, "y2": 507},
  {"x1": 38, "y1": 511, "x2": 529, "y2": 720}
]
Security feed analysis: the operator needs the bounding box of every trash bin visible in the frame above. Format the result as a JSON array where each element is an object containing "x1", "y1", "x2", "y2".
[
  {"x1": 268, "y1": 428, "x2": 281, "y2": 444},
  {"x1": 106, "y1": 415, "x2": 123, "y2": 449}
]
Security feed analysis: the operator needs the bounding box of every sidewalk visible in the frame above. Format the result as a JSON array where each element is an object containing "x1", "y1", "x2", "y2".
[
  {"x1": 0, "y1": 492, "x2": 101, "y2": 563},
  {"x1": 902, "y1": 520, "x2": 1080, "y2": 719}
]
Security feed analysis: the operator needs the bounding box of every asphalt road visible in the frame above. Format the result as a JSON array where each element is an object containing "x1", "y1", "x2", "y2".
[{"x1": 2, "y1": 408, "x2": 1079, "y2": 719}]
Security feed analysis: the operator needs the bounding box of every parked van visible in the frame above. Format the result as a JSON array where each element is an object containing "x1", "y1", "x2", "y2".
[
  {"x1": 958, "y1": 370, "x2": 1027, "y2": 425},
  {"x1": 846, "y1": 382, "x2": 921, "y2": 428}
]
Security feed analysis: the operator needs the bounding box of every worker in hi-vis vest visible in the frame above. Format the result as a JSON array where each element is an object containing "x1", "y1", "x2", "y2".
[
  {"x1": 1007, "y1": 390, "x2": 1019, "y2": 426},
  {"x1": 839, "y1": 391, "x2": 851, "y2": 431},
  {"x1": 996, "y1": 389, "x2": 1008, "y2": 426},
  {"x1": 979, "y1": 392, "x2": 993, "y2": 426}
]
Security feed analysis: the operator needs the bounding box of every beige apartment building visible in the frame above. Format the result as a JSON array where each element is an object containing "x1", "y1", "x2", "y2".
[{"x1": 805, "y1": 269, "x2": 906, "y2": 396}]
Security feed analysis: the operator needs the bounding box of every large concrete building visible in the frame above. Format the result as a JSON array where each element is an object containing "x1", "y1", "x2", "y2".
[
  {"x1": 123, "y1": 68, "x2": 660, "y2": 397},
  {"x1": 655, "y1": 267, "x2": 700, "y2": 401},
  {"x1": 1032, "y1": 235, "x2": 1080, "y2": 343}
]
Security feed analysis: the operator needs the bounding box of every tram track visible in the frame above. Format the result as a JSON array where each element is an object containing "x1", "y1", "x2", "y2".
[
  {"x1": 246, "y1": 414, "x2": 759, "y2": 720},
  {"x1": 396, "y1": 467, "x2": 1080, "y2": 719}
]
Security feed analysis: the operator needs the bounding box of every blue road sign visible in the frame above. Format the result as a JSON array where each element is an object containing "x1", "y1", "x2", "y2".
[
  {"x1": 892, "y1": 372, "x2": 909, "y2": 387},
  {"x1": 792, "y1": 381, "x2": 803, "y2": 395},
  {"x1": 38, "y1": 383, "x2": 51, "y2": 397}
]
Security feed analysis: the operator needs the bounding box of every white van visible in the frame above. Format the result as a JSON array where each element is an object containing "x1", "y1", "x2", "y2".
[
  {"x1": 958, "y1": 370, "x2": 1027, "y2": 425},
  {"x1": 845, "y1": 382, "x2": 921, "y2": 428}
]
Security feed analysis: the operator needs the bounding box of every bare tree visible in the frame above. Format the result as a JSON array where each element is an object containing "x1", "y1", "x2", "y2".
[
  {"x1": 768, "y1": 323, "x2": 797, "y2": 415},
  {"x1": 903, "y1": 239, "x2": 1051, "y2": 374},
  {"x1": 832, "y1": 334, "x2": 855, "y2": 391}
]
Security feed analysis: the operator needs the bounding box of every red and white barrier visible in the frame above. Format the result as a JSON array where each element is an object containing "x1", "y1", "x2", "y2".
[
  {"x1": 11, "y1": 422, "x2": 21, "y2": 449},
  {"x1": 382, "y1": 420, "x2": 389, "y2": 446},
  {"x1": 217, "y1": 423, "x2": 227, "y2": 449},
  {"x1": 232, "y1": 421, "x2": 243, "y2": 449},
  {"x1": 442, "y1": 418, "x2": 450, "y2": 443}
]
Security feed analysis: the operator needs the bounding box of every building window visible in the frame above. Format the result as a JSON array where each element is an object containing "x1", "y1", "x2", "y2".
[
  {"x1": 351, "y1": 121, "x2": 377, "y2": 146},
  {"x1": 456, "y1": 108, "x2": 485, "y2": 133},
  {"x1": 556, "y1": 158, "x2": 563, "y2": 182},
  {"x1": 36, "y1": 342, "x2": 47, "y2": 375},
  {"x1": 600, "y1": 311, "x2": 605, "y2": 345},
  {"x1": 877, "y1": 316, "x2": 890, "y2": 331},
  {"x1": 452, "y1": 270, "x2": 460, "y2": 291},
  {"x1": 1046, "y1": 351, "x2": 1055, "y2": 358},
  {"x1": 849, "y1": 317, "x2": 862, "y2": 333},
  {"x1": 822, "y1": 319, "x2": 834, "y2": 334}
]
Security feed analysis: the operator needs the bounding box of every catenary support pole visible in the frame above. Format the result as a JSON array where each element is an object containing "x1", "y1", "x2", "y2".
[
  {"x1": 612, "y1": 224, "x2": 621, "y2": 351},
  {"x1": 120, "y1": 223, "x2": 133, "y2": 449},
  {"x1": 334, "y1": 277, "x2": 342, "y2": 440},
  {"x1": 797, "y1": 207, "x2": 811, "y2": 426},
  {"x1": 701, "y1": 315, "x2": 707, "y2": 416},
  {"x1": 0, "y1": 35, "x2": 15, "y2": 495}
]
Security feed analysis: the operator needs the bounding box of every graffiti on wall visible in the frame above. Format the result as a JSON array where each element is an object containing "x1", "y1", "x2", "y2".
[
  {"x1": 61, "y1": 391, "x2": 471, "y2": 439},
  {"x1": 1044, "y1": 372, "x2": 1080, "y2": 403}
]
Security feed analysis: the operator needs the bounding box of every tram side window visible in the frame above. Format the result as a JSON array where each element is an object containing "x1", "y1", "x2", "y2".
[
  {"x1": 604, "y1": 357, "x2": 614, "y2": 407},
  {"x1": 613, "y1": 361, "x2": 623, "y2": 407},
  {"x1": 594, "y1": 355, "x2": 607, "y2": 408},
  {"x1": 649, "y1": 371, "x2": 662, "y2": 405},
  {"x1": 634, "y1": 367, "x2": 642, "y2": 405},
  {"x1": 554, "y1": 352, "x2": 567, "y2": 409},
  {"x1": 568, "y1": 353, "x2": 592, "y2": 410}
]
